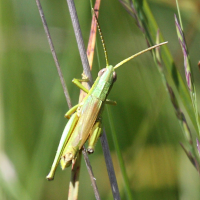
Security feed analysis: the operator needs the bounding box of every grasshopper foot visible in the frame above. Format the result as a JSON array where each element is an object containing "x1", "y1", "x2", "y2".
[
  {"x1": 81, "y1": 73, "x2": 89, "y2": 81},
  {"x1": 46, "y1": 172, "x2": 54, "y2": 181},
  {"x1": 87, "y1": 148, "x2": 94, "y2": 154}
]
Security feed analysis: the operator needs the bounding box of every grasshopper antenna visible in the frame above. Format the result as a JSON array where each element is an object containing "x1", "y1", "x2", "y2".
[
  {"x1": 93, "y1": 8, "x2": 109, "y2": 66},
  {"x1": 114, "y1": 41, "x2": 168, "y2": 69}
]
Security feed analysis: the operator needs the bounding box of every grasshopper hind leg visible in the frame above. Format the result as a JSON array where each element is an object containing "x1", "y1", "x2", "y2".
[{"x1": 87, "y1": 120, "x2": 102, "y2": 154}]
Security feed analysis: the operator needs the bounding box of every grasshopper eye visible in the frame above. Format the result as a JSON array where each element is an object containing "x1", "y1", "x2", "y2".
[
  {"x1": 113, "y1": 71, "x2": 117, "y2": 82},
  {"x1": 98, "y1": 68, "x2": 107, "y2": 77}
]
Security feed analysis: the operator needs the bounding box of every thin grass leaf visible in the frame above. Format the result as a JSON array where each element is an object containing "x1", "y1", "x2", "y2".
[
  {"x1": 174, "y1": 15, "x2": 193, "y2": 92},
  {"x1": 180, "y1": 143, "x2": 199, "y2": 173},
  {"x1": 79, "y1": 0, "x2": 101, "y2": 103},
  {"x1": 197, "y1": 139, "x2": 200, "y2": 155},
  {"x1": 175, "y1": 14, "x2": 200, "y2": 137},
  {"x1": 167, "y1": 84, "x2": 192, "y2": 143},
  {"x1": 156, "y1": 30, "x2": 200, "y2": 170},
  {"x1": 106, "y1": 107, "x2": 133, "y2": 200},
  {"x1": 35, "y1": 0, "x2": 72, "y2": 109}
]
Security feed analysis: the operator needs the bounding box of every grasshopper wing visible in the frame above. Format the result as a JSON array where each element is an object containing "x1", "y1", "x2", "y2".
[{"x1": 71, "y1": 95, "x2": 103, "y2": 148}]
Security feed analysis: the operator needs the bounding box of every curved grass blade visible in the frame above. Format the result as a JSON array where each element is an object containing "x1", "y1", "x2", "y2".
[
  {"x1": 106, "y1": 107, "x2": 133, "y2": 200},
  {"x1": 119, "y1": 0, "x2": 197, "y2": 133},
  {"x1": 174, "y1": 14, "x2": 200, "y2": 137}
]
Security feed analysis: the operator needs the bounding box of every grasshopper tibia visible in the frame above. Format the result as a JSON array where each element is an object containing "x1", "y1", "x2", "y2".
[{"x1": 87, "y1": 121, "x2": 102, "y2": 154}]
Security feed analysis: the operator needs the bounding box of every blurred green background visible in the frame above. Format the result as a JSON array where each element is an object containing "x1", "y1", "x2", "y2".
[{"x1": 1, "y1": 0, "x2": 200, "y2": 199}]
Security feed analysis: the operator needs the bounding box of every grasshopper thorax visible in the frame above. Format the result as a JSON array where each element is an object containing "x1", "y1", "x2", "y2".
[{"x1": 90, "y1": 65, "x2": 116, "y2": 101}]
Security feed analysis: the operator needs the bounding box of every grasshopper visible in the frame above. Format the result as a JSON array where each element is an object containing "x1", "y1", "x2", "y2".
[
  {"x1": 46, "y1": 41, "x2": 167, "y2": 181},
  {"x1": 46, "y1": 12, "x2": 168, "y2": 180}
]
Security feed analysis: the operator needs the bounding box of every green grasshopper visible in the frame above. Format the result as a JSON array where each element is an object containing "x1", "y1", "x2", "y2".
[{"x1": 46, "y1": 39, "x2": 167, "y2": 180}]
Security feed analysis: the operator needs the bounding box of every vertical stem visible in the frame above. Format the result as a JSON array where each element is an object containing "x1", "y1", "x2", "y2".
[
  {"x1": 66, "y1": 1, "x2": 120, "y2": 199},
  {"x1": 66, "y1": 0, "x2": 93, "y2": 85},
  {"x1": 66, "y1": 1, "x2": 100, "y2": 199},
  {"x1": 68, "y1": 151, "x2": 82, "y2": 200},
  {"x1": 35, "y1": 0, "x2": 72, "y2": 109},
  {"x1": 82, "y1": 148, "x2": 101, "y2": 200},
  {"x1": 100, "y1": 130, "x2": 121, "y2": 200}
]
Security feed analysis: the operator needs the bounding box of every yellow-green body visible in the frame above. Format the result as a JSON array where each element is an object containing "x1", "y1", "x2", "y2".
[
  {"x1": 46, "y1": 42, "x2": 167, "y2": 181},
  {"x1": 46, "y1": 65, "x2": 116, "y2": 180}
]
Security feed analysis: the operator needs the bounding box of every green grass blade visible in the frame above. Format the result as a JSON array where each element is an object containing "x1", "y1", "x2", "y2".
[
  {"x1": 119, "y1": 0, "x2": 200, "y2": 171},
  {"x1": 106, "y1": 106, "x2": 133, "y2": 200},
  {"x1": 120, "y1": 0, "x2": 197, "y2": 132},
  {"x1": 174, "y1": 13, "x2": 200, "y2": 137}
]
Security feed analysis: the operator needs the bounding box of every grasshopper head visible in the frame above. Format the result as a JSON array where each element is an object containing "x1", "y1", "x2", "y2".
[
  {"x1": 98, "y1": 65, "x2": 117, "y2": 84},
  {"x1": 91, "y1": 65, "x2": 117, "y2": 100}
]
